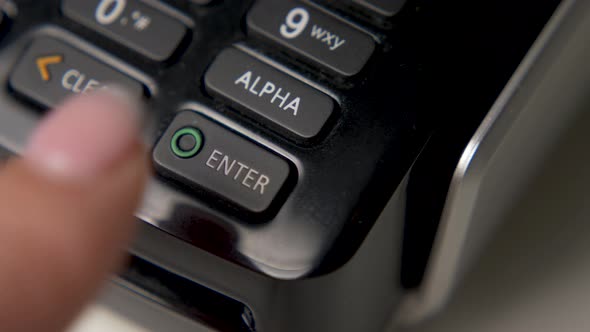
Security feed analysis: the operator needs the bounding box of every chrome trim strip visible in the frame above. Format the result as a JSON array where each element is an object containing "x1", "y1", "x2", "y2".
[{"x1": 396, "y1": 0, "x2": 590, "y2": 324}]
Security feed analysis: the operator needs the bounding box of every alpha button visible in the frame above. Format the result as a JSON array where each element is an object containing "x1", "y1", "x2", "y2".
[{"x1": 205, "y1": 48, "x2": 334, "y2": 139}]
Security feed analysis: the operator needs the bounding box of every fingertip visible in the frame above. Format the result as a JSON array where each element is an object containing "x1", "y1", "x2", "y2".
[
  {"x1": 0, "y1": 89, "x2": 149, "y2": 331},
  {"x1": 25, "y1": 90, "x2": 143, "y2": 181}
]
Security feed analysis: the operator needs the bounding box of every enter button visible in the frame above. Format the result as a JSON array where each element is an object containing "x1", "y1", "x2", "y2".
[{"x1": 153, "y1": 111, "x2": 291, "y2": 213}]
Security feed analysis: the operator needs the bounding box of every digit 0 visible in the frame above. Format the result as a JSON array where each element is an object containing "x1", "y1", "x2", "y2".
[
  {"x1": 95, "y1": 0, "x2": 127, "y2": 25},
  {"x1": 280, "y1": 7, "x2": 310, "y2": 39}
]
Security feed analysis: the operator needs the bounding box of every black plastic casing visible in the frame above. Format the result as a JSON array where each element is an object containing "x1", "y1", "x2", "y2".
[
  {"x1": 4, "y1": 0, "x2": 561, "y2": 330},
  {"x1": 0, "y1": 0, "x2": 426, "y2": 330}
]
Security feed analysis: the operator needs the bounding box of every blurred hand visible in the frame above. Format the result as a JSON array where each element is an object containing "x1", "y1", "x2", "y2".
[{"x1": 0, "y1": 92, "x2": 148, "y2": 332}]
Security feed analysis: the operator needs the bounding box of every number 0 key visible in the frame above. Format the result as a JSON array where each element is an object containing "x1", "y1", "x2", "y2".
[
  {"x1": 62, "y1": 0, "x2": 187, "y2": 61},
  {"x1": 247, "y1": 0, "x2": 376, "y2": 76}
]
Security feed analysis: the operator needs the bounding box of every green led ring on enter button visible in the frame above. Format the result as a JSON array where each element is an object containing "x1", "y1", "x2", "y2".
[{"x1": 171, "y1": 127, "x2": 204, "y2": 159}]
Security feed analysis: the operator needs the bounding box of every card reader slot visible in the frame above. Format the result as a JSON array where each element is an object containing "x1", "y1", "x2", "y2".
[{"x1": 119, "y1": 256, "x2": 256, "y2": 332}]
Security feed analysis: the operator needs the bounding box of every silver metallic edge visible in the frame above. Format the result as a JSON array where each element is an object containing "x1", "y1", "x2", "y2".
[{"x1": 394, "y1": 0, "x2": 587, "y2": 325}]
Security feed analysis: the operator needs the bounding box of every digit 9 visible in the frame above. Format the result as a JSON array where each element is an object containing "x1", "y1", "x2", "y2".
[{"x1": 280, "y1": 7, "x2": 310, "y2": 39}]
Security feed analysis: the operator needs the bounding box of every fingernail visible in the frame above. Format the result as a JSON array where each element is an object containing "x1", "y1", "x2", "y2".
[{"x1": 25, "y1": 89, "x2": 142, "y2": 180}]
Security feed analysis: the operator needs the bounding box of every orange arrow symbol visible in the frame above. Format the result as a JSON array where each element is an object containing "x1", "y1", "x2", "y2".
[{"x1": 36, "y1": 55, "x2": 64, "y2": 82}]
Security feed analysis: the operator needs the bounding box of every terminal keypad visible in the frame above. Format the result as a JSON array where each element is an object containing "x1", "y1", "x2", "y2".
[{"x1": 4, "y1": 0, "x2": 406, "y2": 218}]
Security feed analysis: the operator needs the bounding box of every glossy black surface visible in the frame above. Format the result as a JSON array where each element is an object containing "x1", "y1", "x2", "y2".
[
  {"x1": 352, "y1": 0, "x2": 406, "y2": 16},
  {"x1": 0, "y1": 0, "x2": 427, "y2": 280}
]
